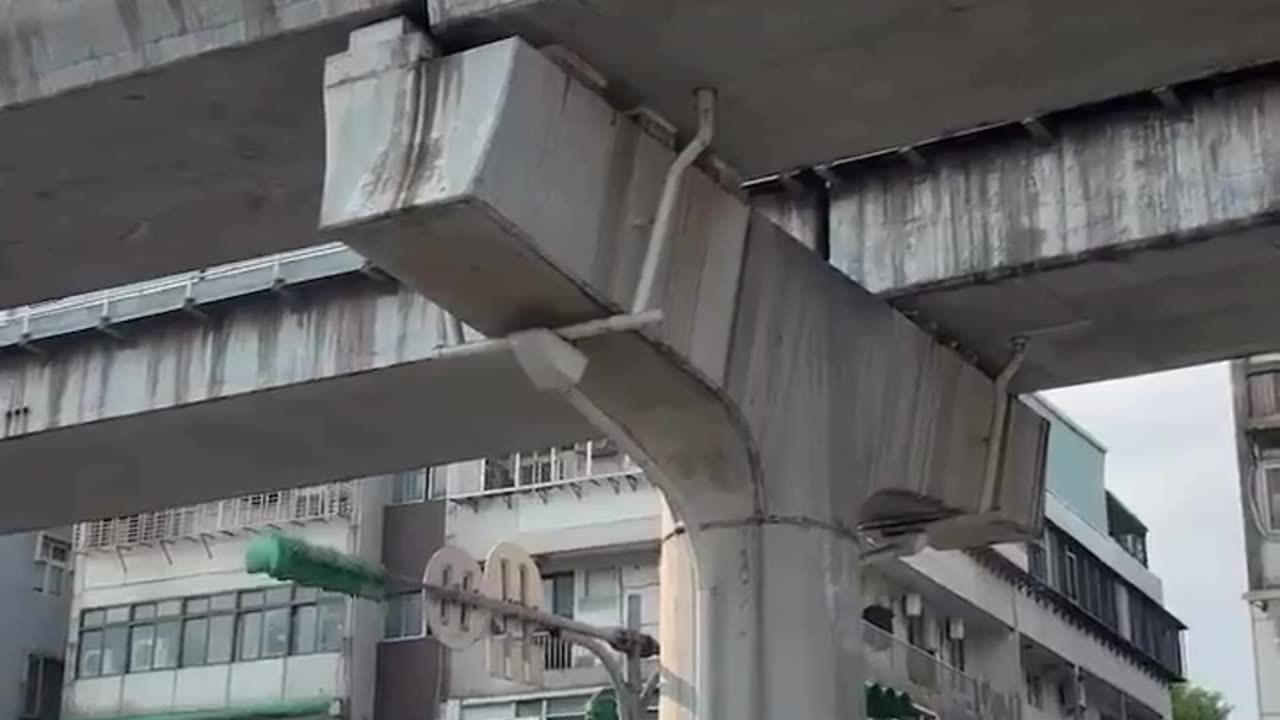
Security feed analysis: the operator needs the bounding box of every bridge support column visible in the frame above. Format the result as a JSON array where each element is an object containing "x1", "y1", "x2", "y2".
[{"x1": 320, "y1": 21, "x2": 1050, "y2": 719}]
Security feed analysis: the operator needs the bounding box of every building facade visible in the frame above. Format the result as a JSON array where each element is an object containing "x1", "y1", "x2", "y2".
[
  {"x1": 57, "y1": 404, "x2": 1181, "y2": 720},
  {"x1": 432, "y1": 399, "x2": 1183, "y2": 720},
  {"x1": 60, "y1": 475, "x2": 448, "y2": 720},
  {"x1": 0, "y1": 529, "x2": 72, "y2": 720},
  {"x1": 1232, "y1": 356, "x2": 1280, "y2": 720}
]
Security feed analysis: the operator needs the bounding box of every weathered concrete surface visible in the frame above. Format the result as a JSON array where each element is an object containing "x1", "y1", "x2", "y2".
[
  {"x1": 320, "y1": 32, "x2": 1049, "y2": 720},
  {"x1": 0, "y1": 279, "x2": 593, "y2": 531},
  {"x1": 828, "y1": 77, "x2": 1280, "y2": 389},
  {"x1": 12, "y1": 0, "x2": 1280, "y2": 309},
  {"x1": 431, "y1": 0, "x2": 1280, "y2": 176},
  {"x1": 0, "y1": 1, "x2": 399, "y2": 308}
]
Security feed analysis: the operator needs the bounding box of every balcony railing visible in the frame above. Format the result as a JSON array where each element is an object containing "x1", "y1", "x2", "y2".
[
  {"x1": 452, "y1": 440, "x2": 648, "y2": 502},
  {"x1": 73, "y1": 482, "x2": 355, "y2": 551},
  {"x1": 861, "y1": 622, "x2": 1018, "y2": 720},
  {"x1": 532, "y1": 632, "x2": 577, "y2": 671}
]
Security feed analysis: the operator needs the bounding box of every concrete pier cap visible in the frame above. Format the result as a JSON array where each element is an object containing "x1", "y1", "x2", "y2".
[{"x1": 320, "y1": 21, "x2": 1049, "y2": 719}]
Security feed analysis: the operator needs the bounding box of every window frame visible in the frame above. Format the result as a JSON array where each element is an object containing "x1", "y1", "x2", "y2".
[
  {"x1": 33, "y1": 533, "x2": 71, "y2": 597},
  {"x1": 21, "y1": 654, "x2": 63, "y2": 720},
  {"x1": 1258, "y1": 460, "x2": 1280, "y2": 532},
  {"x1": 382, "y1": 590, "x2": 428, "y2": 642},
  {"x1": 1024, "y1": 670, "x2": 1044, "y2": 710},
  {"x1": 77, "y1": 585, "x2": 346, "y2": 678},
  {"x1": 389, "y1": 469, "x2": 432, "y2": 506}
]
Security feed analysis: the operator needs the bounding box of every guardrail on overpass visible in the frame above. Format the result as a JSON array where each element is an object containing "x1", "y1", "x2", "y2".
[{"x1": 0, "y1": 243, "x2": 370, "y2": 349}]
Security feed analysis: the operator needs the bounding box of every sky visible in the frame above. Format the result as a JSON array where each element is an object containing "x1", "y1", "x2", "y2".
[{"x1": 1044, "y1": 363, "x2": 1257, "y2": 718}]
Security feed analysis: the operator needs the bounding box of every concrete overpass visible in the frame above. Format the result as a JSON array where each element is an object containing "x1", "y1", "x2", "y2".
[
  {"x1": 9, "y1": 0, "x2": 1280, "y2": 308},
  {"x1": 9, "y1": 2, "x2": 1280, "y2": 717}
]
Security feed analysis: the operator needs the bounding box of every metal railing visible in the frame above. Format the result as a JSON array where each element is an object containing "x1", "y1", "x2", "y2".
[
  {"x1": 73, "y1": 482, "x2": 355, "y2": 551},
  {"x1": 861, "y1": 622, "x2": 1018, "y2": 720},
  {"x1": 0, "y1": 243, "x2": 367, "y2": 349},
  {"x1": 453, "y1": 440, "x2": 646, "y2": 500},
  {"x1": 532, "y1": 632, "x2": 578, "y2": 671}
]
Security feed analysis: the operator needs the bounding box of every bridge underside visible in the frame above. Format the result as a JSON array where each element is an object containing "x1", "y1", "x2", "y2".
[
  {"x1": 0, "y1": 283, "x2": 593, "y2": 531},
  {"x1": 763, "y1": 73, "x2": 1280, "y2": 390},
  {"x1": 9, "y1": 0, "x2": 1280, "y2": 308}
]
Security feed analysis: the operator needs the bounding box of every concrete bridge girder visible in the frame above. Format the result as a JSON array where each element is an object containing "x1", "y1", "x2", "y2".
[
  {"x1": 817, "y1": 76, "x2": 1280, "y2": 390},
  {"x1": 320, "y1": 27, "x2": 1049, "y2": 720},
  {"x1": 12, "y1": 0, "x2": 1280, "y2": 310},
  {"x1": 0, "y1": 283, "x2": 596, "y2": 531}
]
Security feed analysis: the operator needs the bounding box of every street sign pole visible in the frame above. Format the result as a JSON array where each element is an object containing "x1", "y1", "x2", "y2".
[{"x1": 246, "y1": 534, "x2": 659, "y2": 720}]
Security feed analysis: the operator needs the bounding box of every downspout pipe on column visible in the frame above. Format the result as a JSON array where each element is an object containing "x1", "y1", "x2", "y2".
[
  {"x1": 632, "y1": 88, "x2": 717, "y2": 313},
  {"x1": 981, "y1": 337, "x2": 1029, "y2": 510}
]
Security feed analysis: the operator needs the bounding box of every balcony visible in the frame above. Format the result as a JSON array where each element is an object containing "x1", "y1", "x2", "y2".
[
  {"x1": 73, "y1": 483, "x2": 354, "y2": 551},
  {"x1": 451, "y1": 440, "x2": 649, "y2": 505},
  {"x1": 861, "y1": 622, "x2": 1018, "y2": 720}
]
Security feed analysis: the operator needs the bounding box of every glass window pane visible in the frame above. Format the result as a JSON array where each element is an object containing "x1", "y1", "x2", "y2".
[
  {"x1": 130, "y1": 625, "x2": 156, "y2": 672},
  {"x1": 294, "y1": 587, "x2": 319, "y2": 603},
  {"x1": 265, "y1": 587, "x2": 292, "y2": 606},
  {"x1": 184, "y1": 598, "x2": 210, "y2": 615},
  {"x1": 102, "y1": 627, "x2": 128, "y2": 675},
  {"x1": 181, "y1": 619, "x2": 209, "y2": 667},
  {"x1": 154, "y1": 621, "x2": 180, "y2": 669},
  {"x1": 105, "y1": 607, "x2": 130, "y2": 624},
  {"x1": 133, "y1": 603, "x2": 157, "y2": 621},
  {"x1": 1268, "y1": 468, "x2": 1280, "y2": 529},
  {"x1": 48, "y1": 565, "x2": 64, "y2": 596},
  {"x1": 239, "y1": 591, "x2": 265, "y2": 609},
  {"x1": 207, "y1": 616, "x2": 234, "y2": 664},
  {"x1": 292, "y1": 606, "x2": 318, "y2": 654},
  {"x1": 262, "y1": 608, "x2": 290, "y2": 658},
  {"x1": 548, "y1": 696, "x2": 591, "y2": 714},
  {"x1": 82, "y1": 610, "x2": 105, "y2": 628},
  {"x1": 79, "y1": 631, "x2": 103, "y2": 677},
  {"x1": 210, "y1": 593, "x2": 236, "y2": 611},
  {"x1": 391, "y1": 471, "x2": 427, "y2": 504},
  {"x1": 403, "y1": 592, "x2": 424, "y2": 638},
  {"x1": 237, "y1": 613, "x2": 263, "y2": 660},
  {"x1": 157, "y1": 600, "x2": 182, "y2": 617},
  {"x1": 516, "y1": 700, "x2": 542, "y2": 717},
  {"x1": 317, "y1": 602, "x2": 344, "y2": 652}
]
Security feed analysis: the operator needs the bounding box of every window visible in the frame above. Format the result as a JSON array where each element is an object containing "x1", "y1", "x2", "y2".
[
  {"x1": 21, "y1": 655, "x2": 63, "y2": 720},
  {"x1": 1027, "y1": 539, "x2": 1047, "y2": 581},
  {"x1": 1024, "y1": 671, "x2": 1044, "y2": 709},
  {"x1": 1063, "y1": 550, "x2": 1080, "y2": 600},
  {"x1": 390, "y1": 470, "x2": 428, "y2": 505},
  {"x1": 1265, "y1": 466, "x2": 1280, "y2": 531},
  {"x1": 292, "y1": 605, "x2": 318, "y2": 653},
  {"x1": 483, "y1": 457, "x2": 515, "y2": 491},
  {"x1": 317, "y1": 599, "x2": 344, "y2": 651},
  {"x1": 77, "y1": 585, "x2": 346, "y2": 676},
  {"x1": 237, "y1": 611, "x2": 263, "y2": 660},
  {"x1": 944, "y1": 621, "x2": 965, "y2": 671},
  {"x1": 544, "y1": 573, "x2": 575, "y2": 619},
  {"x1": 384, "y1": 591, "x2": 426, "y2": 640},
  {"x1": 906, "y1": 615, "x2": 927, "y2": 650},
  {"x1": 33, "y1": 534, "x2": 70, "y2": 596}
]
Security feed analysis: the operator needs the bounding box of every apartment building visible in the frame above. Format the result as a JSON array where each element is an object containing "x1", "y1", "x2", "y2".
[
  {"x1": 1232, "y1": 356, "x2": 1280, "y2": 720},
  {"x1": 57, "y1": 401, "x2": 1182, "y2": 720},
  {"x1": 432, "y1": 400, "x2": 1183, "y2": 720},
  {"x1": 60, "y1": 473, "x2": 450, "y2": 720},
  {"x1": 1, "y1": 529, "x2": 72, "y2": 720}
]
